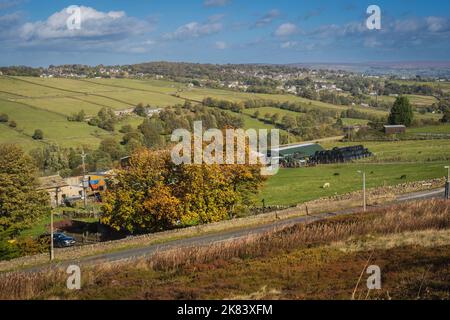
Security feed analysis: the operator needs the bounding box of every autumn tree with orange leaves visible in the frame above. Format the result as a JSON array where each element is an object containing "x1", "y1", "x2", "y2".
[{"x1": 101, "y1": 147, "x2": 264, "y2": 233}]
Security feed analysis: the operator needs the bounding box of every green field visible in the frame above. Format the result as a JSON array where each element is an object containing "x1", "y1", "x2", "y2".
[
  {"x1": 0, "y1": 99, "x2": 113, "y2": 148},
  {"x1": 0, "y1": 76, "x2": 444, "y2": 151},
  {"x1": 392, "y1": 80, "x2": 450, "y2": 93},
  {"x1": 408, "y1": 124, "x2": 450, "y2": 134},
  {"x1": 374, "y1": 94, "x2": 438, "y2": 107},
  {"x1": 260, "y1": 161, "x2": 447, "y2": 206},
  {"x1": 322, "y1": 139, "x2": 450, "y2": 162},
  {"x1": 341, "y1": 118, "x2": 370, "y2": 126},
  {"x1": 261, "y1": 138, "x2": 450, "y2": 206}
]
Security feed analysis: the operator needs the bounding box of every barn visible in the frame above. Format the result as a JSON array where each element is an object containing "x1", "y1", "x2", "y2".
[
  {"x1": 384, "y1": 125, "x2": 406, "y2": 134},
  {"x1": 271, "y1": 143, "x2": 324, "y2": 167}
]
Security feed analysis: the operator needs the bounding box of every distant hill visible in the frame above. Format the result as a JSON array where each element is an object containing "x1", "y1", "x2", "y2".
[{"x1": 289, "y1": 61, "x2": 450, "y2": 78}]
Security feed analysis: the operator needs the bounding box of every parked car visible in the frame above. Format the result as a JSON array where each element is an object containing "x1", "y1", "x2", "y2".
[{"x1": 53, "y1": 233, "x2": 76, "y2": 248}]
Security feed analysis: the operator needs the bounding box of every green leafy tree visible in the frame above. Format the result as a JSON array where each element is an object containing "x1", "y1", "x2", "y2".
[
  {"x1": 99, "y1": 137, "x2": 124, "y2": 161},
  {"x1": 32, "y1": 129, "x2": 44, "y2": 140},
  {"x1": 281, "y1": 115, "x2": 297, "y2": 130},
  {"x1": 388, "y1": 96, "x2": 414, "y2": 127},
  {"x1": 441, "y1": 107, "x2": 450, "y2": 123},
  {"x1": 139, "y1": 118, "x2": 166, "y2": 148},
  {"x1": 134, "y1": 103, "x2": 147, "y2": 117},
  {"x1": 0, "y1": 144, "x2": 50, "y2": 235}
]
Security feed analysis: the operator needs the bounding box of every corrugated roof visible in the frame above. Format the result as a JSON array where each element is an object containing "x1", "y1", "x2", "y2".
[
  {"x1": 37, "y1": 175, "x2": 68, "y2": 190},
  {"x1": 276, "y1": 143, "x2": 324, "y2": 158}
]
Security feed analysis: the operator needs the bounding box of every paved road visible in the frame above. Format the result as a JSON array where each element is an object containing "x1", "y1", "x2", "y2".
[{"x1": 16, "y1": 188, "x2": 447, "y2": 274}]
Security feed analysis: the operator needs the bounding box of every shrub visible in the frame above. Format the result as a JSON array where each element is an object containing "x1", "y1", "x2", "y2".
[
  {"x1": 0, "y1": 113, "x2": 8, "y2": 123},
  {"x1": 32, "y1": 129, "x2": 44, "y2": 140}
]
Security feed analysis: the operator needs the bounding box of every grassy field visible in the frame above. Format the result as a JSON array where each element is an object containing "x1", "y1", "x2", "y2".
[
  {"x1": 374, "y1": 94, "x2": 438, "y2": 107},
  {"x1": 259, "y1": 161, "x2": 447, "y2": 206},
  {"x1": 0, "y1": 99, "x2": 111, "y2": 148},
  {"x1": 392, "y1": 79, "x2": 450, "y2": 93},
  {"x1": 408, "y1": 124, "x2": 450, "y2": 134},
  {"x1": 322, "y1": 139, "x2": 450, "y2": 162},
  {"x1": 0, "y1": 75, "x2": 443, "y2": 151},
  {"x1": 341, "y1": 118, "x2": 370, "y2": 126},
  {"x1": 261, "y1": 139, "x2": 450, "y2": 206}
]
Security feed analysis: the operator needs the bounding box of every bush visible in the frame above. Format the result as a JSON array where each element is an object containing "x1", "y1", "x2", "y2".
[
  {"x1": 32, "y1": 129, "x2": 44, "y2": 140},
  {"x1": 8, "y1": 120, "x2": 17, "y2": 128},
  {"x1": 0, "y1": 113, "x2": 8, "y2": 123}
]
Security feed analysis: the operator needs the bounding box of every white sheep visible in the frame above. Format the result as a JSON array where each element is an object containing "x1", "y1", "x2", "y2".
[{"x1": 323, "y1": 182, "x2": 331, "y2": 189}]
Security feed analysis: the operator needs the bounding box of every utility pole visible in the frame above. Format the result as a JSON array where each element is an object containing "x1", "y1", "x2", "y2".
[
  {"x1": 50, "y1": 209, "x2": 54, "y2": 261},
  {"x1": 81, "y1": 150, "x2": 88, "y2": 209},
  {"x1": 445, "y1": 166, "x2": 450, "y2": 200},
  {"x1": 50, "y1": 186, "x2": 60, "y2": 261}
]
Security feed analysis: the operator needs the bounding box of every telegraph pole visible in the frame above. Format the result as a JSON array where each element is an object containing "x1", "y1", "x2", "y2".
[
  {"x1": 445, "y1": 166, "x2": 450, "y2": 200},
  {"x1": 81, "y1": 150, "x2": 88, "y2": 209},
  {"x1": 50, "y1": 209, "x2": 54, "y2": 261},
  {"x1": 363, "y1": 171, "x2": 366, "y2": 211}
]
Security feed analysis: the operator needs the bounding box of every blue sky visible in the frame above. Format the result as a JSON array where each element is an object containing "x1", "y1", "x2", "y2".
[{"x1": 1, "y1": 0, "x2": 450, "y2": 66}]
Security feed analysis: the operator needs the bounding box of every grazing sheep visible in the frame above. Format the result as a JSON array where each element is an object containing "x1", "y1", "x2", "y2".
[{"x1": 323, "y1": 182, "x2": 331, "y2": 189}]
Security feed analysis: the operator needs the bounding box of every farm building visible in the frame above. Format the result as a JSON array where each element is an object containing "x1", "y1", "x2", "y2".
[
  {"x1": 38, "y1": 175, "x2": 70, "y2": 208},
  {"x1": 384, "y1": 125, "x2": 406, "y2": 134},
  {"x1": 38, "y1": 175, "x2": 86, "y2": 207},
  {"x1": 309, "y1": 145, "x2": 372, "y2": 164},
  {"x1": 271, "y1": 143, "x2": 324, "y2": 167}
]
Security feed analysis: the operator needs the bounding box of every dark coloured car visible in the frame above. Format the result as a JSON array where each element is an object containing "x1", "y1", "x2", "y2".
[{"x1": 53, "y1": 233, "x2": 76, "y2": 248}]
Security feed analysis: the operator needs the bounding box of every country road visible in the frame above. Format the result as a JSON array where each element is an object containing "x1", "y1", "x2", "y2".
[{"x1": 17, "y1": 187, "x2": 445, "y2": 274}]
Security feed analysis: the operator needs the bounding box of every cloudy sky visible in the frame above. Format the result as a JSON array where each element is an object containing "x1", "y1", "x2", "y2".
[{"x1": 1, "y1": 0, "x2": 450, "y2": 66}]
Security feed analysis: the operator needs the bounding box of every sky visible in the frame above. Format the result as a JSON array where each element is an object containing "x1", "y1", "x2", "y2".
[{"x1": 1, "y1": 0, "x2": 450, "y2": 66}]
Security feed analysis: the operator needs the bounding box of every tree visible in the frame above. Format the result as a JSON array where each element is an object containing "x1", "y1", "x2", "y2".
[
  {"x1": 441, "y1": 107, "x2": 450, "y2": 123},
  {"x1": 388, "y1": 96, "x2": 414, "y2": 127},
  {"x1": 99, "y1": 137, "x2": 124, "y2": 161},
  {"x1": 67, "y1": 110, "x2": 85, "y2": 122},
  {"x1": 134, "y1": 103, "x2": 147, "y2": 117},
  {"x1": 32, "y1": 129, "x2": 44, "y2": 140},
  {"x1": 0, "y1": 113, "x2": 8, "y2": 123},
  {"x1": 271, "y1": 113, "x2": 280, "y2": 124},
  {"x1": 119, "y1": 124, "x2": 133, "y2": 133},
  {"x1": 139, "y1": 118, "x2": 166, "y2": 148},
  {"x1": 0, "y1": 144, "x2": 50, "y2": 235},
  {"x1": 281, "y1": 115, "x2": 297, "y2": 130},
  {"x1": 97, "y1": 107, "x2": 117, "y2": 132},
  {"x1": 101, "y1": 147, "x2": 264, "y2": 234}
]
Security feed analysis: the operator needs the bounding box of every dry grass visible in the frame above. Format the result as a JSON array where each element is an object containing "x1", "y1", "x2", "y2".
[
  {"x1": 333, "y1": 229, "x2": 450, "y2": 253},
  {"x1": 0, "y1": 199, "x2": 449, "y2": 300}
]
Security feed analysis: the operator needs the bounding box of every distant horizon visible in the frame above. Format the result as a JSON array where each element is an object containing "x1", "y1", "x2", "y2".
[{"x1": 3, "y1": 60, "x2": 450, "y2": 69}]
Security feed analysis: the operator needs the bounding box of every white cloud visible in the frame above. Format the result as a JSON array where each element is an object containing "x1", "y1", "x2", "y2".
[
  {"x1": 215, "y1": 41, "x2": 227, "y2": 49},
  {"x1": 20, "y1": 6, "x2": 152, "y2": 41},
  {"x1": 254, "y1": 9, "x2": 280, "y2": 28},
  {"x1": 163, "y1": 21, "x2": 222, "y2": 40},
  {"x1": 426, "y1": 16, "x2": 450, "y2": 33},
  {"x1": 274, "y1": 23, "x2": 298, "y2": 37},
  {"x1": 280, "y1": 41, "x2": 297, "y2": 49},
  {"x1": 204, "y1": 0, "x2": 230, "y2": 7}
]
